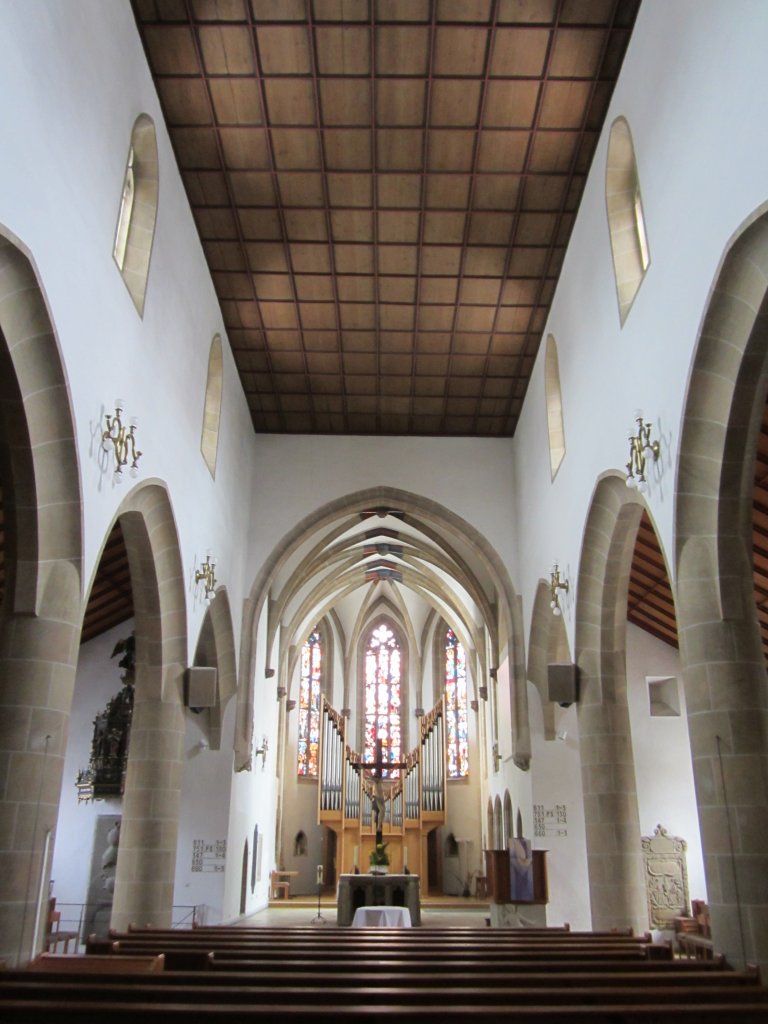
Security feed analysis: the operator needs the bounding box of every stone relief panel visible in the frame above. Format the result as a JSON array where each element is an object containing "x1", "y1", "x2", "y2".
[{"x1": 641, "y1": 823, "x2": 689, "y2": 929}]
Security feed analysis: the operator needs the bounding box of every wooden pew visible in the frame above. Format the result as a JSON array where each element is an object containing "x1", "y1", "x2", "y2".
[
  {"x1": 1, "y1": 996, "x2": 767, "y2": 1022},
  {"x1": 3, "y1": 924, "x2": 766, "y2": 1024},
  {"x1": 0, "y1": 978, "x2": 766, "y2": 1011}
]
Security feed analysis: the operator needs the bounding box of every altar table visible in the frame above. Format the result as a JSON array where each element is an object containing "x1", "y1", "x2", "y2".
[
  {"x1": 337, "y1": 873, "x2": 421, "y2": 926},
  {"x1": 352, "y1": 905, "x2": 412, "y2": 928}
]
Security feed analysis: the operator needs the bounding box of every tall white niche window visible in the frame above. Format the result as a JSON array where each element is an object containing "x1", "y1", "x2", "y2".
[
  {"x1": 113, "y1": 114, "x2": 159, "y2": 316},
  {"x1": 606, "y1": 116, "x2": 650, "y2": 325},
  {"x1": 201, "y1": 335, "x2": 223, "y2": 477},
  {"x1": 544, "y1": 334, "x2": 565, "y2": 479}
]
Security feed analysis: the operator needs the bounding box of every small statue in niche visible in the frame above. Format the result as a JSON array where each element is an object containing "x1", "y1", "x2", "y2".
[{"x1": 293, "y1": 830, "x2": 308, "y2": 857}]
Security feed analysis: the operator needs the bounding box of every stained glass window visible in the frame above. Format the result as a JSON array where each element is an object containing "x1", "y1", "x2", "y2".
[
  {"x1": 297, "y1": 629, "x2": 322, "y2": 776},
  {"x1": 445, "y1": 628, "x2": 469, "y2": 778},
  {"x1": 364, "y1": 622, "x2": 402, "y2": 776}
]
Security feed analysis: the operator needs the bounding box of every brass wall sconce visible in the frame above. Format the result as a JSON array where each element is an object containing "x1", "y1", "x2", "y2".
[
  {"x1": 195, "y1": 553, "x2": 217, "y2": 602},
  {"x1": 255, "y1": 736, "x2": 268, "y2": 770},
  {"x1": 549, "y1": 563, "x2": 569, "y2": 616},
  {"x1": 626, "y1": 410, "x2": 660, "y2": 492},
  {"x1": 102, "y1": 400, "x2": 141, "y2": 483}
]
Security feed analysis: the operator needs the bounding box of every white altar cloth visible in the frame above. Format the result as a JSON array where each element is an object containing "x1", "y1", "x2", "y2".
[{"x1": 351, "y1": 905, "x2": 412, "y2": 928}]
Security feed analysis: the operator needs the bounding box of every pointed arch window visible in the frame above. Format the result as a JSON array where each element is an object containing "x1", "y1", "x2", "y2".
[
  {"x1": 297, "y1": 629, "x2": 322, "y2": 777},
  {"x1": 364, "y1": 622, "x2": 402, "y2": 775},
  {"x1": 445, "y1": 628, "x2": 469, "y2": 778}
]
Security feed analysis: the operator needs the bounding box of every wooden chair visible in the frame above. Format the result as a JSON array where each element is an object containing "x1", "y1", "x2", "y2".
[
  {"x1": 45, "y1": 898, "x2": 79, "y2": 953},
  {"x1": 270, "y1": 871, "x2": 290, "y2": 900}
]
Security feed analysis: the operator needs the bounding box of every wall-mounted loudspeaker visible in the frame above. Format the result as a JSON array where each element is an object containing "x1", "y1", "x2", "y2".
[
  {"x1": 184, "y1": 666, "x2": 217, "y2": 708},
  {"x1": 547, "y1": 663, "x2": 579, "y2": 707}
]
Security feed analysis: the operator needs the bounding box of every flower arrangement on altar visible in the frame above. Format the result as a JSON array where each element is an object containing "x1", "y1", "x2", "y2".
[{"x1": 369, "y1": 841, "x2": 390, "y2": 871}]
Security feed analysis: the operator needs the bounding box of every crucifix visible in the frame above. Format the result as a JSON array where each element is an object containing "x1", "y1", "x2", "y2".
[{"x1": 360, "y1": 737, "x2": 407, "y2": 846}]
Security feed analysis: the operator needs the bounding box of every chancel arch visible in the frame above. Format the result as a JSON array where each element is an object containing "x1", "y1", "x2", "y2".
[
  {"x1": 240, "y1": 486, "x2": 528, "y2": 775},
  {"x1": 251, "y1": 488, "x2": 517, "y2": 894},
  {"x1": 675, "y1": 204, "x2": 768, "y2": 970}
]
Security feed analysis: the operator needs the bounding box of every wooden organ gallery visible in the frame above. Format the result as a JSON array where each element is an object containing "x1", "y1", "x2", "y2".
[{"x1": 318, "y1": 698, "x2": 446, "y2": 881}]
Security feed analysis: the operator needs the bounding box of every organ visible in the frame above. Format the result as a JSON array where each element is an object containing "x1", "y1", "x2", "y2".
[{"x1": 318, "y1": 697, "x2": 446, "y2": 879}]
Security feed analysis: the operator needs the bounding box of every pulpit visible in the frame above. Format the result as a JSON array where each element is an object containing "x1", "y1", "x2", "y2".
[{"x1": 337, "y1": 873, "x2": 421, "y2": 926}]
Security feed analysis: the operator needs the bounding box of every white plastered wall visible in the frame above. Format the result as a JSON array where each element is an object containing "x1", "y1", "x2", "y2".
[
  {"x1": 626, "y1": 624, "x2": 706, "y2": 908},
  {"x1": 0, "y1": 1, "x2": 258, "y2": 920},
  {"x1": 512, "y1": 0, "x2": 768, "y2": 645},
  {"x1": 510, "y1": 1, "x2": 768, "y2": 930},
  {"x1": 0, "y1": 0, "x2": 257, "y2": 664}
]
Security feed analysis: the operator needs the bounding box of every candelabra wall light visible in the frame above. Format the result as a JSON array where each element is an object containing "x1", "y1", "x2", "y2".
[
  {"x1": 195, "y1": 553, "x2": 217, "y2": 602},
  {"x1": 549, "y1": 563, "x2": 569, "y2": 616},
  {"x1": 102, "y1": 400, "x2": 141, "y2": 483},
  {"x1": 626, "y1": 410, "x2": 660, "y2": 492},
  {"x1": 255, "y1": 736, "x2": 269, "y2": 770}
]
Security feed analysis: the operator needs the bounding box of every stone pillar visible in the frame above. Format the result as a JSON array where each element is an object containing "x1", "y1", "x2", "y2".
[
  {"x1": 110, "y1": 672, "x2": 186, "y2": 932},
  {"x1": 0, "y1": 605, "x2": 79, "y2": 965},
  {"x1": 577, "y1": 648, "x2": 646, "y2": 933},
  {"x1": 678, "y1": 563, "x2": 768, "y2": 971}
]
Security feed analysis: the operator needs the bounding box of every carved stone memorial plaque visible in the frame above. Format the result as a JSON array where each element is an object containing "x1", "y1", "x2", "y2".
[{"x1": 641, "y1": 823, "x2": 689, "y2": 930}]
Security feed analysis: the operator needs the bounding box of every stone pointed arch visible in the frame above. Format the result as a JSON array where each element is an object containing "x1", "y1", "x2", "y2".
[
  {"x1": 114, "y1": 114, "x2": 159, "y2": 317},
  {"x1": 527, "y1": 579, "x2": 572, "y2": 741},
  {"x1": 503, "y1": 790, "x2": 514, "y2": 850},
  {"x1": 97, "y1": 481, "x2": 188, "y2": 932},
  {"x1": 193, "y1": 588, "x2": 237, "y2": 750},
  {"x1": 0, "y1": 231, "x2": 82, "y2": 965},
  {"x1": 238, "y1": 486, "x2": 527, "y2": 773},
  {"x1": 0, "y1": 232, "x2": 82, "y2": 615},
  {"x1": 201, "y1": 334, "x2": 223, "y2": 478},
  {"x1": 675, "y1": 204, "x2": 768, "y2": 972},
  {"x1": 606, "y1": 116, "x2": 650, "y2": 325},
  {"x1": 575, "y1": 473, "x2": 647, "y2": 933}
]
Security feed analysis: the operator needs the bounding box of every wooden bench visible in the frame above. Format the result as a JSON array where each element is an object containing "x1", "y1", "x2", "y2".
[
  {"x1": 28, "y1": 953, "x2": 165, "y2": 974},
  {"x1": 1, "y1": 996, "x2": 768, "y2": 1022},
  {"x1": 3, "y1": 924, "x2": 765, "y2": 1024}
]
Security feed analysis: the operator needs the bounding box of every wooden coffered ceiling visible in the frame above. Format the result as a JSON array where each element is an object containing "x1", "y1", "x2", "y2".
[{"x1": 132, "y1": 0, "x2": 639, "y2": 436}]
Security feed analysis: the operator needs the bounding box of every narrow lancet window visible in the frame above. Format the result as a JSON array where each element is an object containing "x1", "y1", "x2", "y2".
[
  {"x1": 445, "y1": 628, "x2": 468, "y2": 778},
  {"x1": 297, "y1": 629, "x2": 322, "y2": 777},
  {"x1": 364, "y1": 622, "x2": 402, "y2": 775}
]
